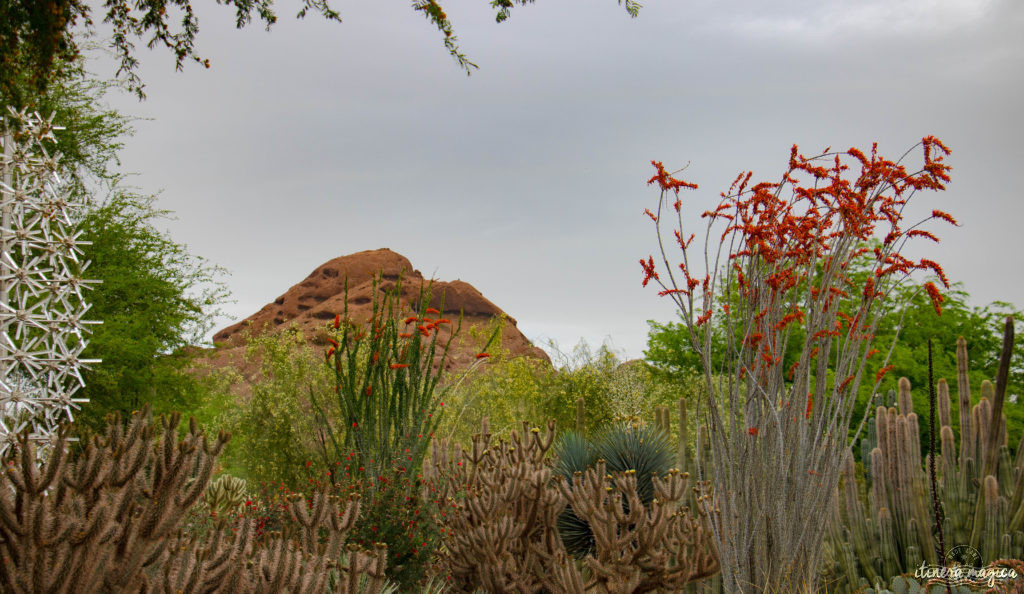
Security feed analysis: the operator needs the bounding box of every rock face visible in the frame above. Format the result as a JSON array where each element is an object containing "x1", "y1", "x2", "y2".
[{"x1": 208, "y1": 248, "x2": 549, "y2": 376}]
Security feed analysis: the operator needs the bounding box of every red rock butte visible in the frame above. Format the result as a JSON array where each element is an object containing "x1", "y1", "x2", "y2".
[{"x1": 210, "y1": 248, "x2": 550, "y2": 372}]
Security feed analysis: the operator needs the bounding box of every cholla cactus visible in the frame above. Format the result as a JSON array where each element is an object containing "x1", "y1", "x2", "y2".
[
  {"x1": 0, "y1": 109, "x2": 99, "y2": 456},
  {"x1": 204, "y1": 474, "x2": 249, "y2": 517}
]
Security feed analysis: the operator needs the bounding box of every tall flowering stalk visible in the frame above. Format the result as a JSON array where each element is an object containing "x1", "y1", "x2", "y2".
[{"x1": 641, "y1": 138, "x2": 954, "y2": 591}]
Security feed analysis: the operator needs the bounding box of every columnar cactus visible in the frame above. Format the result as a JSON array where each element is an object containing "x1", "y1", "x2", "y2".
[
  {"x1": 0, "y1": 109, "x2": 99, "y2": 457},
  {"x1": 825, "y1": 323, "x2": 1024, "y2": 592}
]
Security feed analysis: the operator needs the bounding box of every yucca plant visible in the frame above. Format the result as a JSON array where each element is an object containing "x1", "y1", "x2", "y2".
[{"x1": 553, "y1": 422, "x2": 675, "y2": 557}]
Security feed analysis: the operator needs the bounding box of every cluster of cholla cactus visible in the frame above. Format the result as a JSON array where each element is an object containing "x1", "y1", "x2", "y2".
[
  {"x1": 424, "y1": 417, "x2": 719, "y2": 593},
  {"x1": 825, "y1": 322, "x2": 1024, "y2": 592},
  {"x1": 0, "y1": 109, "x2": 99, "y2": 457},
  {"x1": 0, "y1": 406, "x2": 390, "y2": 593},
  {"x1": 204, "y1": 473, "x2": 250, "y2": 517}
]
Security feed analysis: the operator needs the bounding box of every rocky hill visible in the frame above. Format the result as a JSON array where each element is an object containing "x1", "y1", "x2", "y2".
[{"x1": 197, "y1": 248, "x2": 550, "y2": 392}]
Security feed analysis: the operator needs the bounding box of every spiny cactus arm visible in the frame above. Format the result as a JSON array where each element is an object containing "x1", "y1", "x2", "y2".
[
  {"x1": 940, "y1": 425, "x2": 956, "y2": 479},
  {"x1": 153, "y1": 413, "x2": 184, "y2": 485},
  {"x1": 326, "y1": 495, "x2": 361, "y2": 560},
  {"x1": 938, "y1": 379, "x2": 952, "y2": 430},
  {"x1": 957, "y1": 336, "x2": 975, "y2": 468},
  {"x1": 250, "y1": 537, "x2": 295, "y2": 592},
  {"x1": 157, "y1": 538, "x2": 202, "y2": 594},
  {"x1": 518, "y1": 468, "x2": 550, "y2": 537},
  {"x1": 869, "y1": 448, "x2": 889, "y2": 522},
  {"x1": 0, "y1": 484, "x2": 27, "y2": 539},
  {"x1": 676, "y1": 511, "x2": 720, "y2": 582},
  {"x1": 983, "y1": 318, "x2": 1015, "y2": 480},
  {"x1": 608, "y1": 472, "x2": 646, "y2": 534},
  {"x1": 537, "y1": 419, "x2": 557, "y2": 456},
  {"x1": 55, "y1": 497, "x2": 109, "y2": 550},
  {"x1": 542, "y1": 549, "x2": 591, "y2": 592},
  {"x1": 55, "y1": 538, "x2": 112, "y2": 594},
  {"x1": 198, "y1": 519, "x2": 254, "y2": 590},
  {"x1": 108, "y1": 431, "x2": 150, "y2": 489},
  {"x1": 62, "y1": 443, "x2": 113, "y2": 494},
  {"x1": 172, "y1": 438, "x2": 225, "y2": 515},
  {"x1": 9, "y1": 437, "x2": 54, "y2": 495},
  {"x1": 876, "y1": 507, "x2": 900, "y2": 581},
  {"x1": 586, "y1": 553, "x2": 643, "y2": 592},
  {"x1": 276, "y1": 546, "x2": 305, "y2": 593},
  {"x1": 288, "y1": 492, "x2": 325, "y2": 553},
  {"x1": 999, "y1": 445, "x2": 1015, "y2": 498},
  {"x1": 179, "y1": 438, "x2": 229, "y2": 508},
  {"x1": 898, "y1": 378, "x2": 913, "y2": 416},
  {"x1": 653, "y1": 469, "x2": 690, "y2": 504},
  {"x1": 343, "y1": 542, "x2": 389, "y2": 593}
]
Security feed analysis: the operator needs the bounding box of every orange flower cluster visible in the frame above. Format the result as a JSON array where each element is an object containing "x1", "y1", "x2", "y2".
[{"x1": 642, "y1": 138, "x2": 955, "y2": 381}]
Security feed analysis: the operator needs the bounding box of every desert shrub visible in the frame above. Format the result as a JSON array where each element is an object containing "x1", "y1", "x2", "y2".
[
  {"x1": 215, "y1": 326, "x2": 331, "y2": 489},
  {"x1": 343, "y1": 461, "x2": 444, "y2": 589},
  {"x1": 442, "y1": 338, "x2": 694, "y2": 447}
]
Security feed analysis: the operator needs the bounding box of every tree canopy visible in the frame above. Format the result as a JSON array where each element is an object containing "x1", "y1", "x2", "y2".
[
  {"x1": 646, "y1": 276, "x2": 1024, "y2": 403},
  {"x1": 0, "y1": 0, "x2": 641, "y2": 102}
]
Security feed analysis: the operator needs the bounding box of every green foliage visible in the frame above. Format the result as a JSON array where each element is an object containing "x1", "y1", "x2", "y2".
[
  {"x1": 215, "y1": 326, "x2": 330, "y2": 488},
  {"x1": 3, "y1": 53, "x2": 131, "y2": 192},
  {"x1": 439, "y1": 345, "x2": 561, "y2": 445},
  {"x1": 551, "y1": 430, "x2": 596, "y2": 556},
  {"x1": 593, "y1": 423, "x2": 674, "y2": 503},
  {"x1": 443, "y1": 338, "x2": 694, "y2": 449},
  {"x1": 344, "y1": 465, "x2": 443, "y2": 589},
  {"x1": 0, "y1": 0, "x2": 90, "y2": 105},
  {"x1": 647, "y1": 273, "x2": 1024, "y2": 452},
  {"x1": 73, "y1": 191, "x2": 229, "y2": 436},
  {"x1": 320, "y1": 275, "x2": 495, "y2": 481},
  {"x1": 217, "y1": 282, "x2": 495, "y2": 589}
]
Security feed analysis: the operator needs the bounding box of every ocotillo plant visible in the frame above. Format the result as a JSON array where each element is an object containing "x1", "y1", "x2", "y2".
[
  {"x1": 316, "y1": 273, "x2": 498, "y2": 483},
  {"x1": 642, "y1": 138, "x2": 955, "y2": 591},
  {"x1": 825, "y1": 323, "x2": 1024, "y2": 592}
]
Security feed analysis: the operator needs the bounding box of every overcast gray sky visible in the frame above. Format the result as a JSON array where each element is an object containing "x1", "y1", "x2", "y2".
[{"x1": 85, "y1": 0, "x2": 1024, "y2": 362}]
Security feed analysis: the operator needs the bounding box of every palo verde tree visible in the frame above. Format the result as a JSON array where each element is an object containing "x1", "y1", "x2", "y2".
[
  {"x1": 640, "y1": 139, "x2": 956, "y2": 591},
  {"x1": 0, "y1": 0, "x2": 642, "y2": 102}
]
